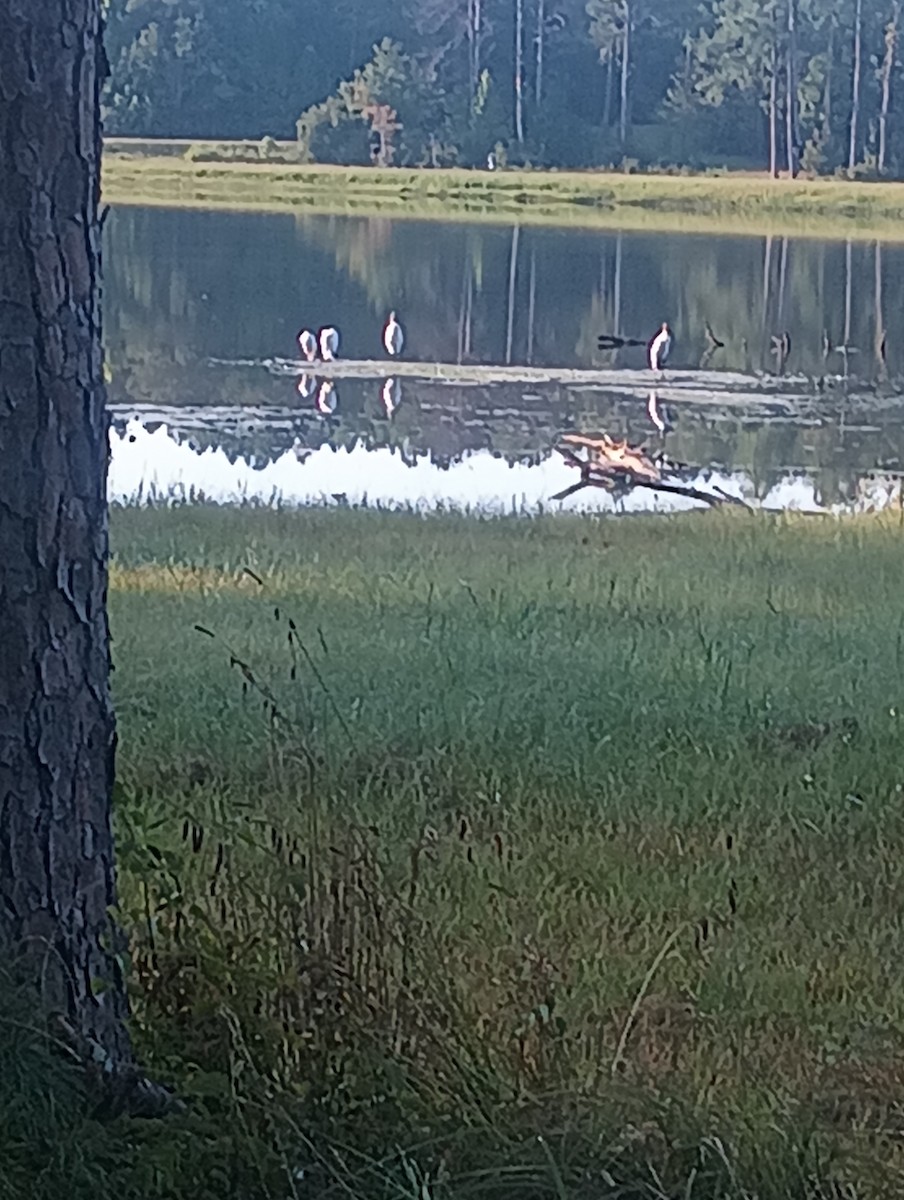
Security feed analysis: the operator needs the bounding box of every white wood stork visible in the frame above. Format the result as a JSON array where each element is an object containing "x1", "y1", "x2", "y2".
[
  {"x1": 318, "y1": 326, "x2": 339, "y2": 362},
  {"x1": 648, "y1": 322, "x2": 672, "y2": 374},
  {"x1": 297, "y1": 329, "x2": 317, "y2": 362},
  {"x1": 383, "y1": 311, "x2": 404, "y2": 357}
]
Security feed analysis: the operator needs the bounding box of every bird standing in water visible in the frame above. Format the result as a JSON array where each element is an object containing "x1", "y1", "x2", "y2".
[
  {"x1": 383, "y1": 311, "x2": 404, "y2": 356},
  {"x1": 318, "y1": 326, "x2": 339, "y2": 362},
  {"x1": 648, "y1": 322, "x2": 672, "y2": 374},
  {"x1": 297, "y1": 329, "x2": 317, "y2": 362}
]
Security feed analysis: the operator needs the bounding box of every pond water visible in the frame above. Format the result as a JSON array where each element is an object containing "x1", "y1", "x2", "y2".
[{"x1": 104, "y1": 206, "x2": 904, "y2": 514}]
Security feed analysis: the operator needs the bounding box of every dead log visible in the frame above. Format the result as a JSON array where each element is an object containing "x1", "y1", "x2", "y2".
[
  {"x1": 553, "y1": 434, "x2": 750, "y2": 509},
  {"x1": 559, "y1": 432, "x2": 661, "y2": 482}
]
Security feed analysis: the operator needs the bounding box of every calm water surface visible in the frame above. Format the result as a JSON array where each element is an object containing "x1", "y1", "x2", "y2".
[{"x1": 104, "y1": 207, "x2": 904, "y2": 513}]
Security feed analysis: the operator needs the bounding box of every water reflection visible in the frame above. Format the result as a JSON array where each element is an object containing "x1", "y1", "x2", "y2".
[
  {"x1": 315, "y1": 379, "x2": 338, "y2": 414},
  {"x1": 109, "y1": 415, "x2": 903, "y2": 517},
  {"x1": 382, "y1": 378, "x2": 401, "y2": 418},
  {"x1": 104, "y1": 207, "x2": 904, "y2": 381},
  {"x1": 108, "y1": 419, "x2": 804, "y2": 514},
  {"x1": 107, "y1": 354, "x2": 904, "y2": 513},
  {"x1": 646, "y1": 390, "x2": 674, "y2": 436},
  {"x1": 103, "y1": 206, "x2": 904, "y2": 516}
]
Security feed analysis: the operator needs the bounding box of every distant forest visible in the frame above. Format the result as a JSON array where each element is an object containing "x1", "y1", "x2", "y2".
[{"x1": 103, "y1": 0, "x2": 903, "y2": 177}]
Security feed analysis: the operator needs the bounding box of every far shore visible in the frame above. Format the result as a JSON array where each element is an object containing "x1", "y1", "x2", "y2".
[{"x1": 102, "y1": 140, "x2": 904, "y2": 242}]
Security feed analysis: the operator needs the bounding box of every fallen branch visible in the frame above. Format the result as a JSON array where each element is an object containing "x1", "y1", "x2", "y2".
[
  {"x1": 550, "y1": 472, "x2": 747, "y2": 508},
  {"x1": 553, "y1": 434, "x2": 750, "y2": 509},
  {"x1": 559, "y1": 433, "x2": 660, "y2": 482}
]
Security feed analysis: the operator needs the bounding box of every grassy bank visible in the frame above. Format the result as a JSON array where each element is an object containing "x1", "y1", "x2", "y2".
[
  {"x1": 102, "y1": 151, "x2": 904, "y2": 241},
  {"x1": 5, "y1": 505, "x2": 904, "y2": 1197}
]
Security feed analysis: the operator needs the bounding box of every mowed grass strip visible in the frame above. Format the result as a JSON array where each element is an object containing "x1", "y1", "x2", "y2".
[{"x1": 102, "y1": 152, "x2": 904, "y2": 242}]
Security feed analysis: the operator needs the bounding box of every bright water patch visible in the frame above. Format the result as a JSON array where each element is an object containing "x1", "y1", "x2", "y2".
[{"x1": 111, "y1": 419, "x2": 856, "y2": 515}]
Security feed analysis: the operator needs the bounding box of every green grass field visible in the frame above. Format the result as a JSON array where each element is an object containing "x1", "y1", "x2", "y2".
[
  {"x1": 102, "y1": 150, "x2": 904, "y2": 242},
  {"x1": 5, "y1": 504, "x2": 904, "y2": 1198}
]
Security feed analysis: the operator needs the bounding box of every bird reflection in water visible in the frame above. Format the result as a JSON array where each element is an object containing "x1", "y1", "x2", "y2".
[
  {"x1": 315, "y1": 379, "x2": 338, "y2": 415},
  {"x1": 381, "y1": 377, "x2": 401, "y2": 418},
  {"x1": 646, "y1": 389, "x2": 675, "y2": 436},
  {"x1": 296, "y1": 373, "x2": 315, "y2": 399}
]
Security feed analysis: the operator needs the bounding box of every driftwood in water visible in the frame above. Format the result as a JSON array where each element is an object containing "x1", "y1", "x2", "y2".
[
  {"x1": 705, "y1": 322, "x2": 725, "y2": 349},
  {"x1": 559, "y1": 432, "x2": 660, "y2": 481},
  {"x1": 552, "y1": 434, "x2": 749, "y2": 509}
]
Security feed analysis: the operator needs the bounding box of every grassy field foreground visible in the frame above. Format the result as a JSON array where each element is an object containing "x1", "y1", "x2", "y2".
[
  {"x1": 102, "y1": 151, "x2": 904, "y2": 241},
  {"x1": 5, "y1": 505, "x2": 904, "y2": 1198}
]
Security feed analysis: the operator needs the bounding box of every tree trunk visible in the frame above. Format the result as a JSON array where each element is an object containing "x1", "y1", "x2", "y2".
[
  {"x1": 468, "y1": 0, "x2": 482, "y2": 122},
  {"x1": 769, "y1": 43, "x2": 779, "y2": 177},
  {"x1": 514, "y1": 0, "x2": 525, "y2": 143},
  {"x1": 823, "y1": 17, "x2": 834, "y2": 157},
  {"x1": 603, "y1": 52, "x2": 614, "y2": 127},
  {"x1": 849, "y1": 0, "x2": 863, "y2": 171},
  {"x1": 878, "y1": 3, "x2": 898, "y2": 175},
  {"x1": 785, "y1": 0, "x2": 800, "y2": 177},
  {"x1": 619, "y1": 0, "x2": 631, "y2": 148},
  {"x1": 535, "y1": 0, "x2": 545, "y2": 108},
  {"x1": 0, "y1": 1, "x2": 129, "y2": 1068}
]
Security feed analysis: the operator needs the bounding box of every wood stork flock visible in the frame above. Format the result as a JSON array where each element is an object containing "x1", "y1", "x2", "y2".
[
  {"x1": 296, "y1": 313, "x2": 405, "y2": 364},
  {"x1": 293, "y1": 312, "x2": 678, "y2": 436},
  {"x1": 293, "y1": 312, "x2": 406, "y2": 421}
]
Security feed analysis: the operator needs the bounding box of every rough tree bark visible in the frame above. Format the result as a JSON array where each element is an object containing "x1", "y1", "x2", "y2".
[{"x1": 0, "y1": 0, "x2": 137, "y2": 1090}]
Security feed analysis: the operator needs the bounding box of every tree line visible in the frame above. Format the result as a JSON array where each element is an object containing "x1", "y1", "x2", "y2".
[{"x1": 102, "y1": 0, "x2": 903, "y2": 176}]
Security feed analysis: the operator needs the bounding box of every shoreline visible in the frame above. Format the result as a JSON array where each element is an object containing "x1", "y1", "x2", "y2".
[{"x1": 102, "y1": 151, "x2": 904, "y2": 242}]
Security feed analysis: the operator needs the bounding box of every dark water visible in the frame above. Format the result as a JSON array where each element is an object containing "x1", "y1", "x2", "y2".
[{"x1": 104, "y1": 206, "x2": 904, "y2": 513}]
